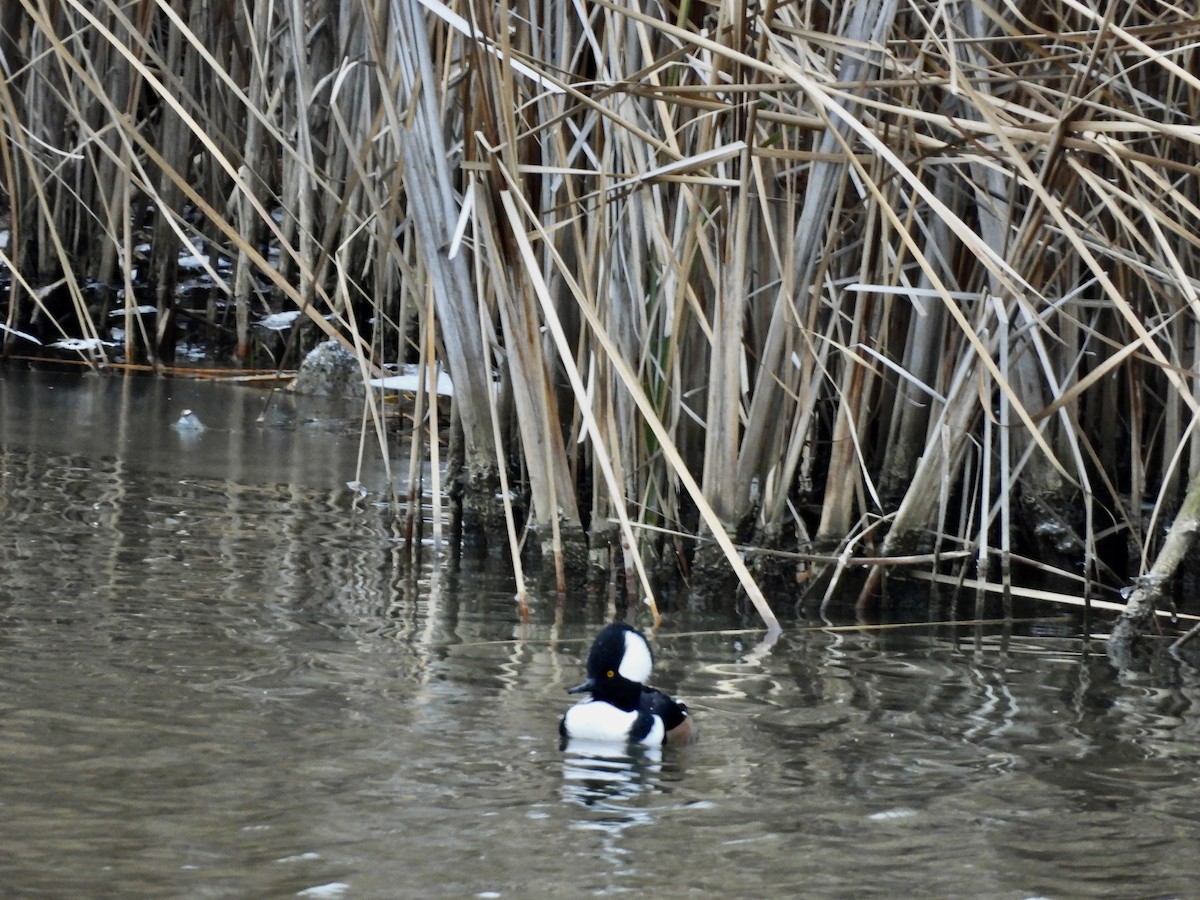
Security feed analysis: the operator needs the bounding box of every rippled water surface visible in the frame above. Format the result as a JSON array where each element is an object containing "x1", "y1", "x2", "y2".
[{"x1": 3, "y1": 369, "x2": 1200, "y2": 898}]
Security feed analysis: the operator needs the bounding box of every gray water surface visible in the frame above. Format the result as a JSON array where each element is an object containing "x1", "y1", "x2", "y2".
[{"x1": 2, "y1": 369, "x2": 1199, "y2": 898}]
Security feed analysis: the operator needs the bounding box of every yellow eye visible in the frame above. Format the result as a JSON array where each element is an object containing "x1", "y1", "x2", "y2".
[{"x1": 606, "y1": 670, "x2": 615, "y2": 679}]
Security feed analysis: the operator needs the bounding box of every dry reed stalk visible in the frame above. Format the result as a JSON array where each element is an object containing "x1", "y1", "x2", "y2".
[
  {"x1": 231, "y1": 0, "x2": 271, "y2": 361},
  {"x1": 473, "y1": 166, "x2": 584, "y2": 571},
  {"x1": 424, "y1": 296, "x2": 445, "y2": 552},
  {"x1": 394, "y1": 0, "x2": 499, "y2": 506},
  {"x1": 475, "y1": 246, "x2": 531, "y2": 615},
  {"x1": 403, "y1": 271, "x2": 433, "y2": 548}
]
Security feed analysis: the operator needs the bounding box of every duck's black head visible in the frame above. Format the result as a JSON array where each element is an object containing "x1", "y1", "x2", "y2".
[{"x1": 566, "y1": 622, "x2": 654, "y2": 711}]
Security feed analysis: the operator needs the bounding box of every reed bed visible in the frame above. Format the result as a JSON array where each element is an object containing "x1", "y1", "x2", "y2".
[{"x1": 3, "y1": 0, "x2": 1200, "y2": 633}]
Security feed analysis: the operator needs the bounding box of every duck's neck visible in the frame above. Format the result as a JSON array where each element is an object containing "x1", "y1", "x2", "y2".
[{"x1": 593, "y1": 675, "x2": 643, "y2": 712}]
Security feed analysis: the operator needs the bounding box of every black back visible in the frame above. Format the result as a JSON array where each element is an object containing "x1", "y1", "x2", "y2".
[{"x1": 640, "y1": 686, "x2": 689, "y2": 731}]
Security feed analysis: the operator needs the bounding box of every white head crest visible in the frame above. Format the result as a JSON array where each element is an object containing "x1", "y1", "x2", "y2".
[{"x1": 617, "y1": 630, "x2": 653, "y2": 684}]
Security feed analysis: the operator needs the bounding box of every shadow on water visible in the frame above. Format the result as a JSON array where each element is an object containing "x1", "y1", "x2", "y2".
[{"x1": 4, "y1": 370, "x2": 1200, "y2": 897}]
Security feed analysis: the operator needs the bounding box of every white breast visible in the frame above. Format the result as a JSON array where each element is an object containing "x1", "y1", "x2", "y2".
[{"x1": 563, "y1": 700, "x2": 662, "y2": 745}]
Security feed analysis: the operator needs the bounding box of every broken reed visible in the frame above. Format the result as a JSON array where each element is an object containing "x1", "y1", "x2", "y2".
[{"x1": 3, "y1": 0, "x2": 1200, "y2": 629}]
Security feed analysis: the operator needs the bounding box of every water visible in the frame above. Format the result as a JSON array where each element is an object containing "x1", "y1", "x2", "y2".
[{"x1": 2, "y1": 369, "x2": 1200, "y2": 898}]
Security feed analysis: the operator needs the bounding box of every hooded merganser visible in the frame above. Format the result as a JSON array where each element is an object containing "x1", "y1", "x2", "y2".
[{"x1": 559, "y1": 623, "x2": 696, "y2": 746}]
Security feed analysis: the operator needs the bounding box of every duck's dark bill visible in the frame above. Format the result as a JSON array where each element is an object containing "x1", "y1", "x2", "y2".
[{"x1": 566, "y1": 678, "x2": 595, "y2": 695}]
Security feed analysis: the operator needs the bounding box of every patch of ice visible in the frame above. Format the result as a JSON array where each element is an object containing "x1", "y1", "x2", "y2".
[
  {"x1": 177, "y1": 344, "x2": 210, "y2": 361},
  {"x1": 49, "y1": 337, "x2": 114, "y2": 351},
  {"x1": 108, "y1": 305, "x2": 157, "y2": 317},
  {"x1": 0, "y1": 322, "x2": 42, "y2": 345},
  {"x1": 258, "y1": 310, "x2": 303, "y2": 331},
  {"x1": 369, "y1": 366, "x2": 453, "y2": 397},
  {"x1": 178, "y1": 253, "x2": 209, "y2": 270}
]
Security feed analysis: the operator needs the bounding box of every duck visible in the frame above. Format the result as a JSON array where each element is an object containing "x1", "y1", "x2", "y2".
[{"x1": 559, "y1": 622, "x2": 696, "y2": 747}]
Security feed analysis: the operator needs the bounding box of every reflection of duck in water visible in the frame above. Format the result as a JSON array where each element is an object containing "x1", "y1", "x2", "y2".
[
  {"x1": 560, "y1": 739, "x2": 663, "y2": 813},
  {"x1": 560, "y1": 623, "x2": 696, "y2": 748}
]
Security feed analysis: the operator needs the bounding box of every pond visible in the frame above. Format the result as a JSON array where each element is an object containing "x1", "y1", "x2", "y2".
[{"x1": 2, "y1": 368, "x2": 1199, "y2": 898}]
